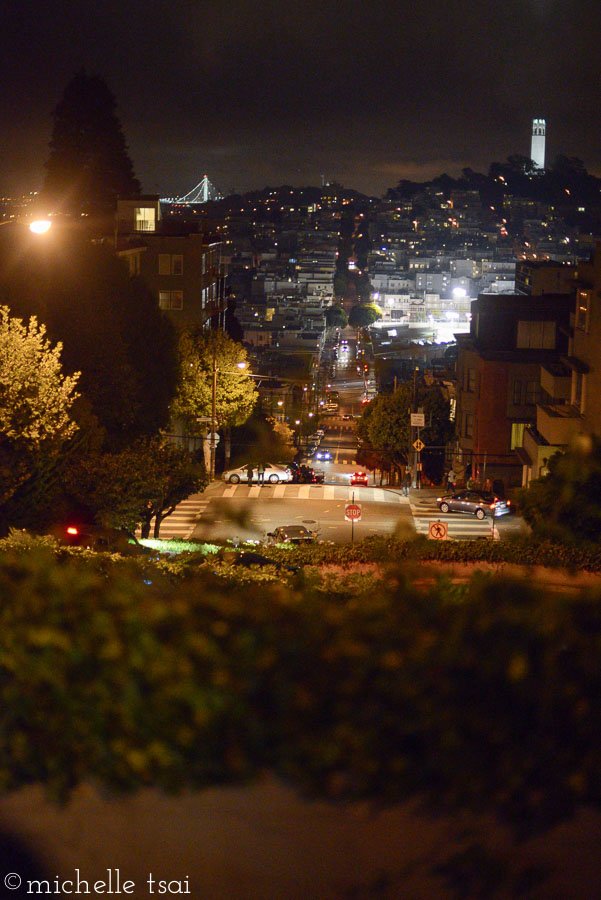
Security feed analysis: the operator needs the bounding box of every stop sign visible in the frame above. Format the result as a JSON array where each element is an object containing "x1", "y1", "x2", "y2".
[{"x1": 345, "y1": 503, "x2": 362, "y2": 522}]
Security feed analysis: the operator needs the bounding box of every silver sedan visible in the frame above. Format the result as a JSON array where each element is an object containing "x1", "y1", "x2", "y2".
[
  {"x1": 437, "y1": 491, "x2": 511, "y2": 519},
  {"x1": 222, "y1": 463, "x2": 293, "y2": 484}
]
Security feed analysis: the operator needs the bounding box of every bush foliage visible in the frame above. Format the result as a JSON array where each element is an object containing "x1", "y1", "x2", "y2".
[{"x1": 0, "y1": 540, "x2": 600, "y2": 835}]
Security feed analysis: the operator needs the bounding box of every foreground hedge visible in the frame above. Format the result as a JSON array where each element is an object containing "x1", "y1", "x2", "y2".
[
  {"x1": 169, "y1": 532, "x2": 601, "y2": 576},
  {"x1": 0, "y1": 545, "x2": 601, "y2": 833}
]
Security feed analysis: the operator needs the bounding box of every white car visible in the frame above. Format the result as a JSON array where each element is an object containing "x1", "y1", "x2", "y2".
[{"x1": 222, "y1": 463, "x2": 292, "y2": 484}]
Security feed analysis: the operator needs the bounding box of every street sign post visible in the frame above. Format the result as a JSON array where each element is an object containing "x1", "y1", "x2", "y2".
[
  {"x1": 413, "y1": 438, "x2": 425, "y2": 452},
  {"x1": 344, "y1": 503, "x2": 362, "y2": 522},
  {"x1": 411, "y1": 413, "x2": 425, "y2": 428},
  {"x1": 345, "y1": 494, "x2": 362, "y2": 544},
  {"x1": 428, "y1": 521, "x2": 449, "y2": 540},
  {"x1": 208, "y1": 432, "x2": 220, "y2": 445}
]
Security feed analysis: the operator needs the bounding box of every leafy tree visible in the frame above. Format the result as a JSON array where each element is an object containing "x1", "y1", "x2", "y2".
[
  {"x1": 229, "y1": 410, "x2": 295, "y2": 468},
  {"x1": 355, "y1": 272, "x2": 373, "y2": 303},
  {"x1": 171, "y1": 330, "x2": 257, "y2": 471},
  {"x1": 519, "y1": 434, "x2": 601, "y2": 542},
  {"x1": 62, "y1": 437, "x2": 205, "y2": 538},
  {"x1": 357, "y1": 382, "x2": 452, "y2": 479},
  {"x1": 224, "y1": 298, "x2": 244, "y2": 343},
  {"x1": 354, "y1": 231, "x2": 371, "y2": 270},
  {"x1": 348, "y1": 302, "x2": 382, "y2": 329},
  {"x1": 1, "y1": 237, "x2": 178, "y2": 444},
  {"x1": 0, "y1": 306, "x2": 79, "y2": 509},
  {"x1": 42, "y1": 70, "x2": 140, "y2": 216},
  {"x1": 325, "y1": 304, "x2": 348, "y2": 328},
  {"x1": 333, "y1": 271, "x2": 348, "y2": 299}
]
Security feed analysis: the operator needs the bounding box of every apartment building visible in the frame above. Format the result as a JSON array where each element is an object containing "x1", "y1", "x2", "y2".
[
  {"x1": 455, "y1": 292, "x2": 573, "y2": 486},
  {"x1": 116, "y1": 197, "x2": 226, "y2": 328},
  {"x1": 520, "y1": 244, "x2": 601, "y2": 482}
]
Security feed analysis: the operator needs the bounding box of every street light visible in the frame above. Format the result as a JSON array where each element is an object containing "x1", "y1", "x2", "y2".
[
  {"x1": 29, "y1": 220, "x2": 52, "y2": 234},
  {"x1": 210, "y1": 357, "x2": 247, "y2": 480}
]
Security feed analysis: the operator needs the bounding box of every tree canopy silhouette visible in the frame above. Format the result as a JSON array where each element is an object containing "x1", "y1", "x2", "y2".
[{"x1": 42, "y1": 70, "x2": 140, "y2": 216}]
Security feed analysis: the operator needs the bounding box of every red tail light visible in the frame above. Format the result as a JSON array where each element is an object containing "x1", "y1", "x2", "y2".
[
  {"x1": 66, "y1": 526, "x2": 79, "y2": 535},
  {"x1": 507, "y1": 500, "x2": 511, "y2": 505}
]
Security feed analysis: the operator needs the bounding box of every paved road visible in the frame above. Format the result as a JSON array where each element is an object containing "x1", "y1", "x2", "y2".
[
  {"x1": 145, "y1": 481, "x2": 408, "y2": 543},
  {"x1": 147, "y1": 482, "x2": 525, "y2": 544},
  {"x1": 409, "y1": 493, "x2": 500, "y2": 540}
]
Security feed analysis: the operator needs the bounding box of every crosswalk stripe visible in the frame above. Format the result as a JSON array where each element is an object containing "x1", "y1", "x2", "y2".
[{"x1": 410, "y1": 501, "x2": 495, "y2": 539}]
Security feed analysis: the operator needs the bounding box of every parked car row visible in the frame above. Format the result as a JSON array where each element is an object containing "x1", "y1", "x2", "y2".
[{"x1": 222, "y1": 463, "x2": 293, "y2": 484}]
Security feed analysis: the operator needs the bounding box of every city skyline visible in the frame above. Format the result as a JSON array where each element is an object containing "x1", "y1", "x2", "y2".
[{"x1": 2, "y1": 0, "x2": 600, "y2": 199}]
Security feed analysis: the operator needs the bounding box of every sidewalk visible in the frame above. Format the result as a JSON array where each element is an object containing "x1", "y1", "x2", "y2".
[{"x1": 374, "y1": 482, "x2": 442, "y2": 501}]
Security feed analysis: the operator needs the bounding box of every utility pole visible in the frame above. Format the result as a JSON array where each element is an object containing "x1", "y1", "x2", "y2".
[
  {"x1": 210, "y1": 345, "x2": 217, "y2": 481},
  {"x1": 412, "y1": 366, "x2": 418, "y2": 488}
]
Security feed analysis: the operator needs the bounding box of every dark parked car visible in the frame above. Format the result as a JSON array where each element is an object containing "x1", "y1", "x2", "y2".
[
  {"x1": 436, "y1": 491, "x2": 511, "y2": 519},
  {"x1": 290, "y1": 463, "x2": 324, "y2": 484},
  {"x1": 52, "y1": 524, "x2": 151, "y2": 556},
  {"x1": 266, "y1": 525, "x2": 318, "y2": 545}
]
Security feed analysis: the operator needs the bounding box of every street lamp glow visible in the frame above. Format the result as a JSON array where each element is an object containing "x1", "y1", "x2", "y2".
[{"x1": 29, "y1": 220, "x2": 52, "y2": 234}]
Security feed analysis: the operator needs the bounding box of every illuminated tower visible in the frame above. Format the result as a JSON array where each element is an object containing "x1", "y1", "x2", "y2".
[{"x1": 531, "y1": 118, "x2": 546, "y2": 169}]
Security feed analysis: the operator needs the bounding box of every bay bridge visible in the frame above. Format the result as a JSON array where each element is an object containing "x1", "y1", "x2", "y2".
[{"x1": 161, "y1": 175, "x2": 223, "y2": 206}]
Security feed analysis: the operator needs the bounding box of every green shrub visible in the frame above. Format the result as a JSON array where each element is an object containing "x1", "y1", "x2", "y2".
[{"x1": 0, "y1": 544, "x2": 601, "y2": 835}]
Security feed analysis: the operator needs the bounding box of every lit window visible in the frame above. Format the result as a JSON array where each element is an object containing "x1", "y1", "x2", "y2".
[
  {"x1": 575, "y1": 290, "x2": 590, "y2": 331},
  {"x1": 158, "y1": 254, "x2": 184, "y2": 276},
  {"x1": 510, "y1": 423, "x2": 525, "y2": 449},
  {"x1": 135, "y1": 207, "x2": 155, "y2": 232},
  {"x1": 159, "y1": 291, "x2": 183, "y2": 310}
]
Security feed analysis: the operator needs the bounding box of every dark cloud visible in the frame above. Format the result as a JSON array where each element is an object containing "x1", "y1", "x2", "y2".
[{"x1": 1, "y1": 0, "x2": 600, "y2": 197}]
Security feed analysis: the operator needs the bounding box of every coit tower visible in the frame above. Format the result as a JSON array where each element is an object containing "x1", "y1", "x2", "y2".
[{"x1": 531, "y1": 118, "x2": 546, "y2": 169}]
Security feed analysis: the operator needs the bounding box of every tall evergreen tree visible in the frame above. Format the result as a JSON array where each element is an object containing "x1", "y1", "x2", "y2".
[
  {"x1": 42, "y1": 70, "x2": 140, "y2": 215},
  {"x1": 0, "y1": 238, "x2": 177, "y2": 444}
]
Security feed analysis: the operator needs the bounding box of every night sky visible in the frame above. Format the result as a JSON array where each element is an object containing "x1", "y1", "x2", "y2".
[{"x1": 2, "y1": 0, "x2": 600, "y2": 198}]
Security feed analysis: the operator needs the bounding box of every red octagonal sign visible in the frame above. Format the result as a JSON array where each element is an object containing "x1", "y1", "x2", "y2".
[{"x1": 345, "y1": 503, "x2": 362, "y2": 522}]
